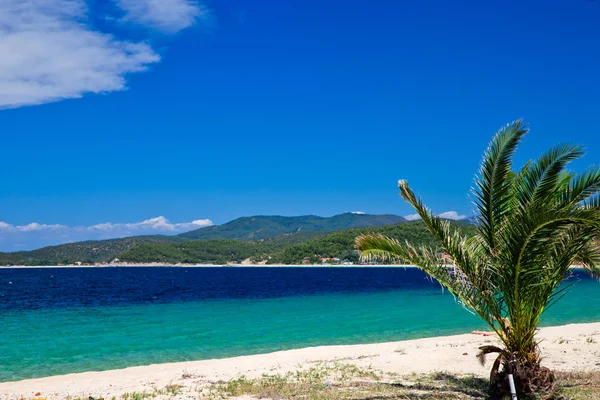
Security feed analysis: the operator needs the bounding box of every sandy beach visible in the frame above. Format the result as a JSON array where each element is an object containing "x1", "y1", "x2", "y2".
[{"x1": 2, "y1": 322, "x2": 599, "y2": 399}]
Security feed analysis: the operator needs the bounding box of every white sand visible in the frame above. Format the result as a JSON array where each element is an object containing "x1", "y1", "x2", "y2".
[{"x1": 2, "y1": 322, "x2": 600, "y2": 399}]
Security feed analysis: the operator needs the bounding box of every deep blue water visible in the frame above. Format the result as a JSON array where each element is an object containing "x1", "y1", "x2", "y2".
[{"x1": 0, "y1": 266, "x2": 444, "y2": 311}]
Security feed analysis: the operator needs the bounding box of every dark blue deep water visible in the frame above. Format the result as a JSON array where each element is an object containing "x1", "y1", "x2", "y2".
[{"x1": 0, "y1": 267, "x2": 443, "y2": 310}]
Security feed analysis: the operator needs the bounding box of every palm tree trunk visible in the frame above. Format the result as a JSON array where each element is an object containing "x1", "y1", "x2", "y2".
[{"x1": 488, "y1": 353, "x2": 555, "y2": 399}]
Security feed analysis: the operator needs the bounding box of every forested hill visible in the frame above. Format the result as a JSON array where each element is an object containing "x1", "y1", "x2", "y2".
[
  {"x1": 266, "y1": 221, "x2": 477, "y2": 264},
  {"x1": 0, "y1": 213, "x2": 406, "y2": 265},
  {"x1": 0, "y1": 236, "x2": 187, "y2": 266},
  {"x1": 177, "y1": 213, "x2": 406, "y2": 241},
  {"x1": 119, "y1": 221, "x2": 478, "y2": 265}
]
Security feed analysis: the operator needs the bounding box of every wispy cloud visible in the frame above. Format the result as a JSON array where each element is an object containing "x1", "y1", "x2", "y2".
[
  {"x1": 438, "y1": 211, "x2": 467, "y2": 220},
  {"x1": 404, "y1": 214, "x2": 421, "y2": 221},
  {"x1": 0, "y1": 221, "x2": 67, "y2": 232},
  {"x1": 0, "y1": 216, "x2": 212, "y2": 251},
  {"x1": 83, "y1": 216, "x2": 212, "y2": 232},
  {"x1": 404, "y1": 211, "x2": 468, "y2": 221},
  {"x1": 0, "y1": 0, "x2": 205, "y2": 109},
  {"x1": 116, "y1": 0, "x2": 206, "y2": 33}
]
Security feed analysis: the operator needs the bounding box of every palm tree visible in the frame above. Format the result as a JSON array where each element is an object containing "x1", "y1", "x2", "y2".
[{"x1": 356, "y1": 120, "x2": 600, "y2": 398}]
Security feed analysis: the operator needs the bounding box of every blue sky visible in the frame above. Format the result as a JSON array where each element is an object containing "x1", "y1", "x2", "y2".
[{"x1": 1, "y1": 0, "x2": 600, "y2": 251}]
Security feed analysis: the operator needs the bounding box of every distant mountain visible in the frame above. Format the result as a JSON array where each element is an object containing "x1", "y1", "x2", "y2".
[
  {"x1": 458, "y1": 216, "x2": 479, "y2": 225},
  {"x1": 0, "y1": 213, "x2": 407, "y2": 265},
  {"x1": 177, "y1": 213, "x2": 407, "y2": 241},
  {"x1": 119, "y1": 220, "x2": 479, "y2": 265}
]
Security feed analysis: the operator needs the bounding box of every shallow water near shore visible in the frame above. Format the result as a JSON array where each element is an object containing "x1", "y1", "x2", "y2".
[{"x1": 0, "y1": 267, "x2": 598, "y2": 382}]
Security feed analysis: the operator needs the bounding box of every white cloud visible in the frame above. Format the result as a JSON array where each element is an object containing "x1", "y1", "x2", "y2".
[
  {"x1": 0, "y1": 0, "x2": 206, "y2": 109},
  {"x1": 116, "y1": 0, "x2": 205, "y2": 33},
  {"x1": 0, "y1": 221, "x2": 67, "y2": 232},
  {"x1": 350, "y1": 211, "x2": 365, "y2": 215},
  {"x1": 438, "y1": 211, "x2": 467, "y2": 220},
  {"x1": 16, "y1": 222, "x2": 67, "y2": 232},
  {"x1": 84, "y1": 216, "x2": 212, "y2": 232},
  {"x1": 0, "y1": 0, "x2": 162, "y2": 109},
  {"x1": 404, "y1": 214, "x2": 421, "y2": 221},
  {"x1": 404, "y1": 211, "x2": 467, "y2": 221},
  {"x1": 0, "y1": 216, "x2": 212, "y2": 251}
]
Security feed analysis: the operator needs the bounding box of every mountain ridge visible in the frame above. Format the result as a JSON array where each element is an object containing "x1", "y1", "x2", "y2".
[
  {"x1": 177, "y1": 212, "x2": 407, "y2": 241},
  {"x1": 118, "y1": 220, "x2": 478, "y2": 265},
  {"x1": 0, "y1": 212, "x2": 407, "y2": 265}
]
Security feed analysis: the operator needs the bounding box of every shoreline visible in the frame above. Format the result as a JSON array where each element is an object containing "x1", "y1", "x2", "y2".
[
  {"x1": 2, "y1": 322, "x2": 600, "y2": 398},
  {"x1": 0, "y1": 263, "x2": 418, "y2": 268},
  {"x1": 1, "y1": 264, "x2": 587, "y2": 270}
]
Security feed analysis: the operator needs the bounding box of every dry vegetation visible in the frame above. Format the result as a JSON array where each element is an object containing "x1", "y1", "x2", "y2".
[{"x1": 61, "y1": 363, "x2": 600, "y2": 400}]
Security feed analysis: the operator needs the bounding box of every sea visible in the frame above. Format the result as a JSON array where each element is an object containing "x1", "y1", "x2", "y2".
[{"x1": 0, "y1": 266, "x2": 599, "y2": 382}]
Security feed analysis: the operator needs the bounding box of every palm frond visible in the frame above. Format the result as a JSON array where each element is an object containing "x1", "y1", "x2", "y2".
[
  {"x1": 472, "y1": 119, "x2": 528, "y2": 252},
  {"x1": 356, "y1": 232, "x2": 506, "y2": 336},
  {"x1": 515, "y1": 144, "x2": 585, "y2": 207},
  {"x1": 397, "y1": 180, "x2": 479, "y2": 278},
  {"x1": 562, "y1": 166, "x2": 600, "y2": 206}
]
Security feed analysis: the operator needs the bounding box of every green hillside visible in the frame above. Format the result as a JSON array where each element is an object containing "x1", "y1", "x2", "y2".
[
  {"x1": 119, "y1": 240, "x2": 270, "y2": 265},
  {"x1": 177, "y1": 213, "x2": 406, "y2": 241},
  {"x1": 267, "y1": 220, "x2": 477, "y2": 264},
  {"x1": 117, "y1": 232, "x2": 330, "y2": 265},
  {"x1": 119, "y1": 221, "x2": 477, "y2": 265},
  {"x1": 0, "y1": 236, "x2": 185, "y2": 266}
]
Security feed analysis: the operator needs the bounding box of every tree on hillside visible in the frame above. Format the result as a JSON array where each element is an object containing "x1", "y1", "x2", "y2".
[{"x1": 356, "y1": 120, "x2": 600, "y2": 398}]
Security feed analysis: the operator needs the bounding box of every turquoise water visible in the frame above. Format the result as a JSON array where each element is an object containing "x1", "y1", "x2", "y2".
[{"x1": 1, "y1": 268, "x2": 599, "y2": 382}]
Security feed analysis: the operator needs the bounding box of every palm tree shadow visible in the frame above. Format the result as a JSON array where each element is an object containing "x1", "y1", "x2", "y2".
[{"x1": 364, "y1": 372, "x2": 490, "y2": 399}]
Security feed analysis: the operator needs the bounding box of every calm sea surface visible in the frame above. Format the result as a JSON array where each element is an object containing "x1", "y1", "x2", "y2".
[{"x1": 1, "y1": 267, "x2": 599, "y2": 382}]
